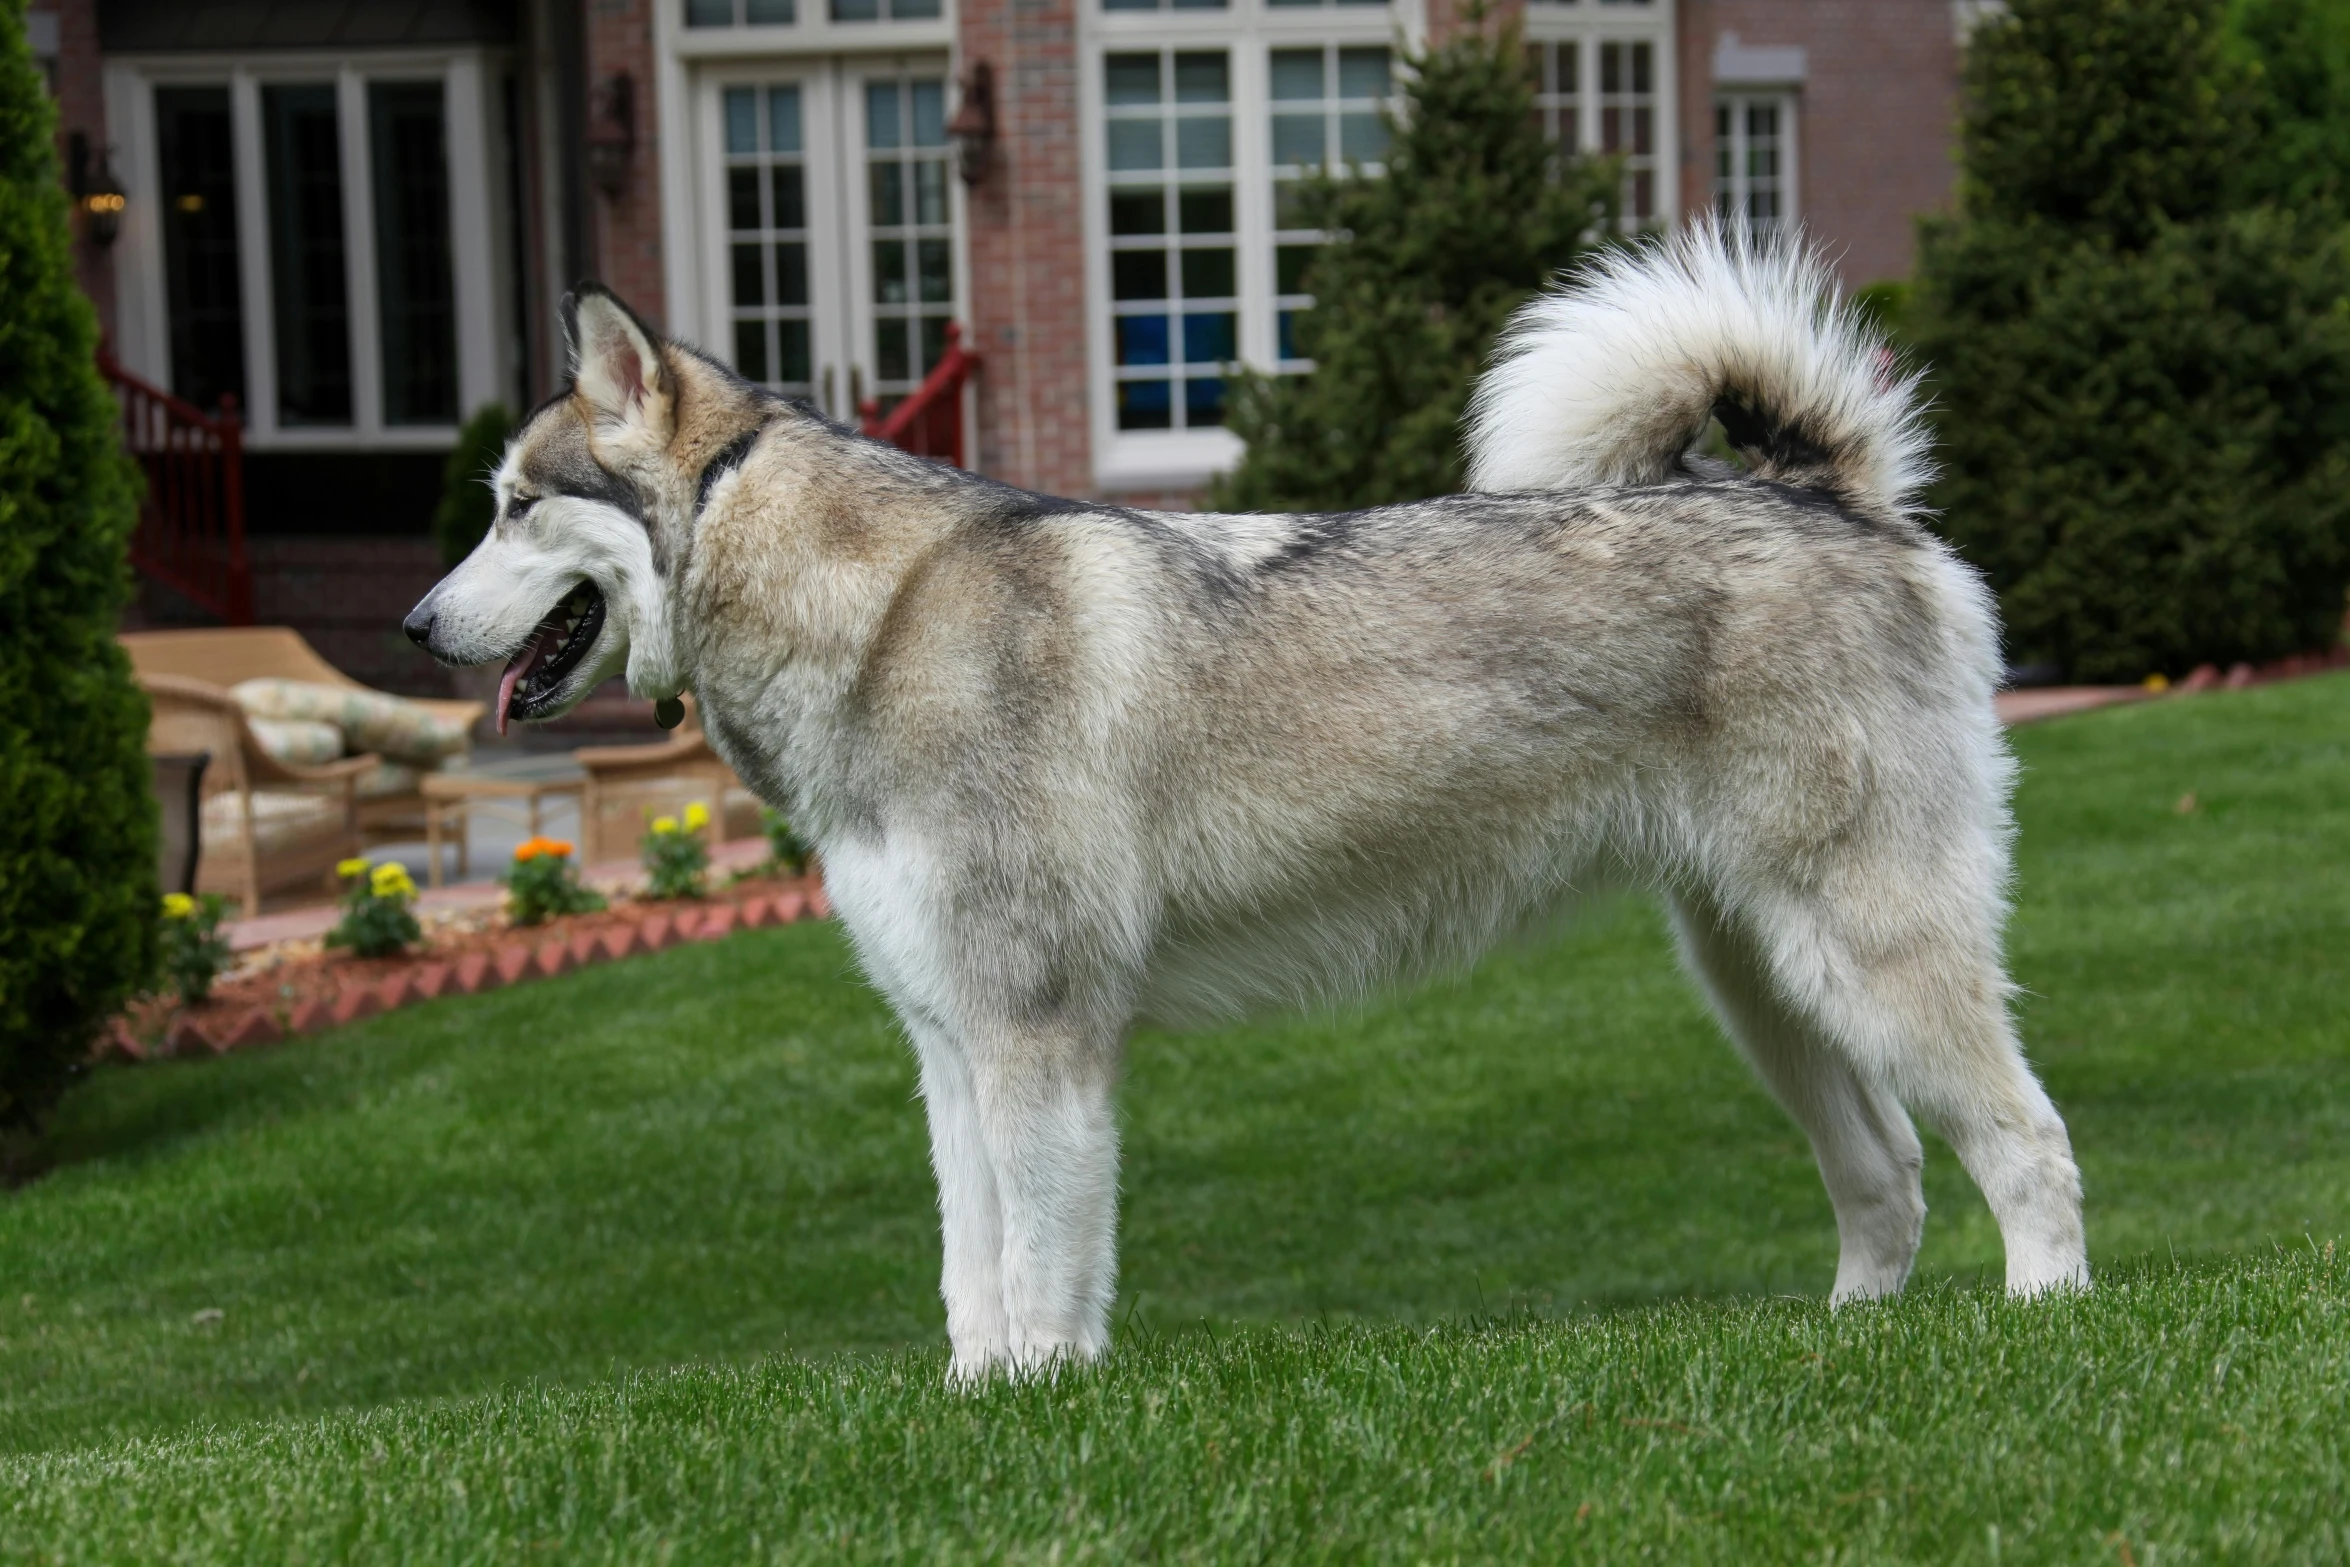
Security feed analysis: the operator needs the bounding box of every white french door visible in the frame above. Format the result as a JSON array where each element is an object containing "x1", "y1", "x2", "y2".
[{"x1": 696, "y1": 58, "x2": 959, "y2": 422}]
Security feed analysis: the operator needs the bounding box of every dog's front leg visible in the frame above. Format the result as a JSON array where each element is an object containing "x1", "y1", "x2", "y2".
[
  {"x1": 969, "y1": 1025, "x2": 1121, "y2": 1377},
  {"x1": 909, "y1": 1023, "x2": 1013, "y2": 1382}
]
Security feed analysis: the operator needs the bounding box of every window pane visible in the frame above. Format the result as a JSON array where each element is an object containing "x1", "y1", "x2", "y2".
[
  {"x1": 872, "y1": 160, "x2": 905, "y2": 225},
  {"x1": 1175, "y1": 116, "x2": 1231, "y2": 169},
  {"x1": 724, "y1": 86, "x2": 758, "y2": 154},
  {"x1": 917, "y1": 237, "x2": 952, "y2": 302},
  {"x1": 1182, "y1": 311, "x2": 1235, "y2": 362},
  {"x1": 745, "y1": 0, "x2": 794, "y2": 20},
  {"x1": 776, "y1": 241, "x2": 808, "y2": 305},
  {"x1": 832, "y1": 0, "x2": 879, "y2": 17},
  {"x1": 894, "y1": 0, "x2": 943, "y2": 16},
  {"x1": 732, "y1": 241, "x2": 766, "y2": 306},
  {"x1": 1173, "y1": 52, "x2": 1229, "y2": 102},
  {"x1": 876, "y1": 316, "x2": 909, "y2": 380},
  {"x1": 1271, "y1": 114, "x2": 1322, "y2": 166},
  {"x1": 156, "y1": 85, "x2": 245, "y2": 414},
  {"x1": 778, "y1": 319, "x2": 811, "y2": 384},
  {"x1": 1338, "y1": 111, "x2": 1386, "y2": 162},
  {"x1": 1107, "y1": 120, "x2": 1163, "y2": 171},
  {"x1": 873, "y1": 238, "x2": 908, "y2": 302},
  {"x1": 1180, "y1": 247, "x2": 1234, "y2": 298},
  {"x1": 370, "y1": 80, "x2": 458, "y2": 425},
  {"x1": 1178, "y1": 186, "x2": 1232, "y2": 233},
  {"x1": 1105, "y1": 54, "x2": 1160, "y2": 106},
  {"x1": 771, "y1": 164, "x2": 805, "y2": 228},
  {"x1": 734, "y1": 317, "x2": 768, "y2": 380},
  {"x1": 262, "y1": 83, "x2": 352, "y2": 426},
  {"x1": 1270, "y1": 50, "x2": 1322, "y2": 100},
  {"x1": 729, "y1": 166, "x2": 761, "y2": 230},
  {"x1": 867, "y1": 83, "x2": 901, "y2": 148},
  {"x1": 915, "y1": 159, "x2": 949, "y2": 224},
  {"x1": 1336, "y1": 47, "x2": 1389, "y2": 99},
  {"x1": 1112, "y1": 250, "x2": 1168, "y2": 300},
  {"x1": 1185, "y1": 377, "x2": 1225, "y2": 425},
  {"x1": 911, "y1": 80, "x2": 946, "y2": 145},
  {"x1": 1110, "y1": 189, "x2": 1165, "y2": 235},
  {"x1": 1118, "y1": 380, "x2": 1172, "y2": 430},
  {"x1": 1116, "y1": 315, "x2": 1170, "y2": 366},
  {"x1": 769, "y1": 85, "x2": 803, "y2": 153},
  {"x1": 687, "y1": 0, "x2": 734, "y2": 25}
]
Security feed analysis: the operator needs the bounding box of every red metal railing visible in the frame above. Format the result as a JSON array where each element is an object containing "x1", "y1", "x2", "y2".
[
  {"x1": 859, "y1": 321, "x2": 979, "y2": 468},
  {"x1": 99, "y1": 352, "x2": 251, "y2": 625}
]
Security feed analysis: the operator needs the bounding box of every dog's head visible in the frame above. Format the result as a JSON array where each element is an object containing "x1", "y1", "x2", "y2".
[{"x1": 404, "y1": 286, "x2": 736, "y2": 732}]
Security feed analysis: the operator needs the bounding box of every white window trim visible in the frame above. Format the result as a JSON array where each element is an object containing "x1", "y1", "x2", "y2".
[
  {"x1": 1522, "y1": 1, "x2": 1679, "y2": 231},
  {"x1": 1081, "y1": 0, "x2": 1429, "y2": 493},
  {"x1": 1713, "y1": 88, "x2": 1799, "y2": 241},
  {"x1": 105, "y1": 48, "x2": 516, "y2": 452}
]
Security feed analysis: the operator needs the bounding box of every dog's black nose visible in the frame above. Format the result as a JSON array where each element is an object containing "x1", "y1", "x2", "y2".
[{"x1": 403, "y1": 610, "x2": 435, "y2": 648}]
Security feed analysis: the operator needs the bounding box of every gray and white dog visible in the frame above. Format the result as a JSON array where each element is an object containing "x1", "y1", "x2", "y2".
[{"x1": 407, "y1": 226, "x2": 2088, "y2": 1379}]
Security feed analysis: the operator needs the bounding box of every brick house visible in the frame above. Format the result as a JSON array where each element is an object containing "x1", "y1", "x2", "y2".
[{"x1": 41, "y1": 0, "x2": 1966, "y2": 689}]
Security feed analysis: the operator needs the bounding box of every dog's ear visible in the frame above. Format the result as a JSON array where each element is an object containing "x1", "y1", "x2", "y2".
[{"x1": 563, "y1": 284, "x2": 673, "y2": 440}]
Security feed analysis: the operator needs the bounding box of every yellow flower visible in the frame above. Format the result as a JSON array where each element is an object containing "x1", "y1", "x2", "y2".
[
  {"x1": 161, "y1": 892, "x2": 195, "y2": 920},
  {"x1": 370, "y1": 862, "x2": 416, "y2": 899},
  {"x1": 337, "y1": 857, "x2": 371, "y2": 880},
  {"x1": 682, "y1": 801, "x2": 711, "y2": 833},
  {"x1": 651, "y1": 815, "x2": 680, "y2": 835}
]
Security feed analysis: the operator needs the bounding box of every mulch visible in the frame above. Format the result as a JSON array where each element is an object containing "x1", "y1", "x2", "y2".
[{"x1": 111, "y1": 871, "x2": 830, "y2": 1063}]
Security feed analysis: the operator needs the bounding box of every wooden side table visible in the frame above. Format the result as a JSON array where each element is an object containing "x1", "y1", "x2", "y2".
[{"x1": 420, "y1": 770, "x2": 587, "y2": 888}]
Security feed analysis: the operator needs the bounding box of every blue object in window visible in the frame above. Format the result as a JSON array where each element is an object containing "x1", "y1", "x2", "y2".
[
  {"x1": 1182, "y1": 311, "x2": 1235, "y2": 364},
  {"x1": 1117, "y1": 314, "x2": 1171, "y2": 367}
]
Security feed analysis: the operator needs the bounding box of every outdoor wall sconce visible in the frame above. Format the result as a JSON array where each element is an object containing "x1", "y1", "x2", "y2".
[
  {"x1": 948, "y1": 61, "x2": 996, "y2": 188},
  {"x1": 586, "y1": 73, "x2": 637, "y2": 199},
  {"x1": 69, "y1": 132, "x2": 126, "y2": 247}
]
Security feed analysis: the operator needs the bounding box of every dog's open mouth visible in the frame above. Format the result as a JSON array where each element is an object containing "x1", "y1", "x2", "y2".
[{"x1": 497, "y1": 580, "x2": 606, "y2": 734}]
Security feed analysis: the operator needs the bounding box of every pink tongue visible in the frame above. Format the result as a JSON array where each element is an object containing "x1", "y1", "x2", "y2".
[{"x1": 495, "y1": 622, "x2": 565, "y2": 737}]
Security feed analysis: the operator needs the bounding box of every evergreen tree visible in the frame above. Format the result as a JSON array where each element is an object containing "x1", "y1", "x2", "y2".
[
  {"x1": 0, "y1": 0, "x2": 157, "y2": 1136},
  {"x1": 2231, "y1": 0, "x2": 2350, "y2": 214},
  {"x1": 1211, "y1": 20, "x2": 1618, "y2": 512},
  {"x1": 1914, "y1": 0, "x2": 2350, "y2": 681}
]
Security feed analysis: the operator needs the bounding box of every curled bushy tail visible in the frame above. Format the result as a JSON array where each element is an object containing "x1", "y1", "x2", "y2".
[{"x1": 1464, "y1": 220, "x2": 1932, "y2": 521}]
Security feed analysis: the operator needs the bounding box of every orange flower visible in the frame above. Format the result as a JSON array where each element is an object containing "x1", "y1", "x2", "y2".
[{"x1": 514, "y1": 836, "x2": 576, "y2": 862}]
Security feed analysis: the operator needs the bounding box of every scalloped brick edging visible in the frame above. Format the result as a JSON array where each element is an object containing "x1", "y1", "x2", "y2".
[{"x1": 111, "y1": 883, "x2": 833, "y2": 1062}]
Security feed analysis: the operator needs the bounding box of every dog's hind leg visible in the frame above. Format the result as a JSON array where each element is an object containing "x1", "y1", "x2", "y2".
[
  {"x1": 1732, "y1": 867, "x2": 2089, "y2": 1299},
  {"x1": 1670, "y1": 890, "x2": 1927, "y2": 1301},
  {"x1": 965, "y1": 1017, "x2": 1123, "y2": 1377},
  {"x1": 907, "y1": 1019, "x2": 1013, "y2": 1382}
]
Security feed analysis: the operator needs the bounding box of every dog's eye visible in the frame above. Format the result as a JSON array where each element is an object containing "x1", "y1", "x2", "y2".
[{"x1": 507, "y1": 495, "x2": 539, "y2": 521}]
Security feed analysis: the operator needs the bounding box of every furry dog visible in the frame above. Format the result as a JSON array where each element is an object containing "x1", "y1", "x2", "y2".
[{"x1": 407, "y1": 227, "x2": 2089, "y2": 1379}]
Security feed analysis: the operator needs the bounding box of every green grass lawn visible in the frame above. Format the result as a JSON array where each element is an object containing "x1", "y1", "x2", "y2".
[{"x1": 4, "y1": 676, "x2": 2348, "y2": 1561}]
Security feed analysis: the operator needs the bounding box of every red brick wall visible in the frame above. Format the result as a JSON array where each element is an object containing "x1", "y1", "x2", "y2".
[
  {"x1": 960, "y1": 0, "x2": 1095, "y2": 498},
  {"x1": 1677, "y1": 0, "x2": 1959, "y2": 285},
  {"x1": 584, "y1": 0, "x2": 667, "y2": 326},
  {"x1": 48, "y1": 2, "x2": 117, "y2": 344}
]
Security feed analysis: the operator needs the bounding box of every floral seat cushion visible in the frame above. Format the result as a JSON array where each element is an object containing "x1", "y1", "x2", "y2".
[
  {"x1": 232, "y1": 679, "x2": 472, "y2": 765},
  {"x1": 245, "y1": 716, "x2": 345, "y2": 768}
]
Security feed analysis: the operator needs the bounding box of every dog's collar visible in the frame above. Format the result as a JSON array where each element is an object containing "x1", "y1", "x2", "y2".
[{"x1": 694, "y1": 423, "x2": 768, "y2": 517}]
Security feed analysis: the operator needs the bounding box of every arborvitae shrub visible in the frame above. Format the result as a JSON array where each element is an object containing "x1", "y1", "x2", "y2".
[
  {"x1": 0, "y1": 0, "x2": 158, "y2": 1132},
  {"x1": 1914, "y1": 0, "x2": 2350, "y2": 681},
  {"x1": 433, "y1": 403, "x2": 515, "y2": 566},
  {"x1": 1211, "y1": 19, "x2": 1618, "y2": 512}
]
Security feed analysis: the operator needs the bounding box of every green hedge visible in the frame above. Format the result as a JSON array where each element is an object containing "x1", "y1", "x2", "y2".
[
  {"x1": 1915, "y1": 0, "x2": 2350, "y2": 682},
  {"x1": 0, "y1": 0, "x2": 157, "y2": 1133}
]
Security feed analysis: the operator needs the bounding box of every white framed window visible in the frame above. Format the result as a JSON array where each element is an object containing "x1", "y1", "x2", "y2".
[
  {"x1": 1523, "y1": 1, "x2": 1677, "y2": 229},
  {"x1": 108, "y1": 50, "x2": 515, "y2": 449},
  {"x1": 684, "y1": 0, "x2": 941, "y2": 26},
  {"x1": 1083, "y1": 0, "x2": 1407, "y2": 490},
  {"x1": 1714, "y1": 91, "x2": 1796, "y2": 240},
  {"x1": 1269, "y1": 44, "x2": 1389, "y2": 370},
  {"x1": 690, "y1": 59, "x2": 965, "y2": 422}
]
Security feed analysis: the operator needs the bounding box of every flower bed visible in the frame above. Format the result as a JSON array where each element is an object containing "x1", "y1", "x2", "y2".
[{"x1": 108, "y1": 871, "x2": 831, "y2": 1062}]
